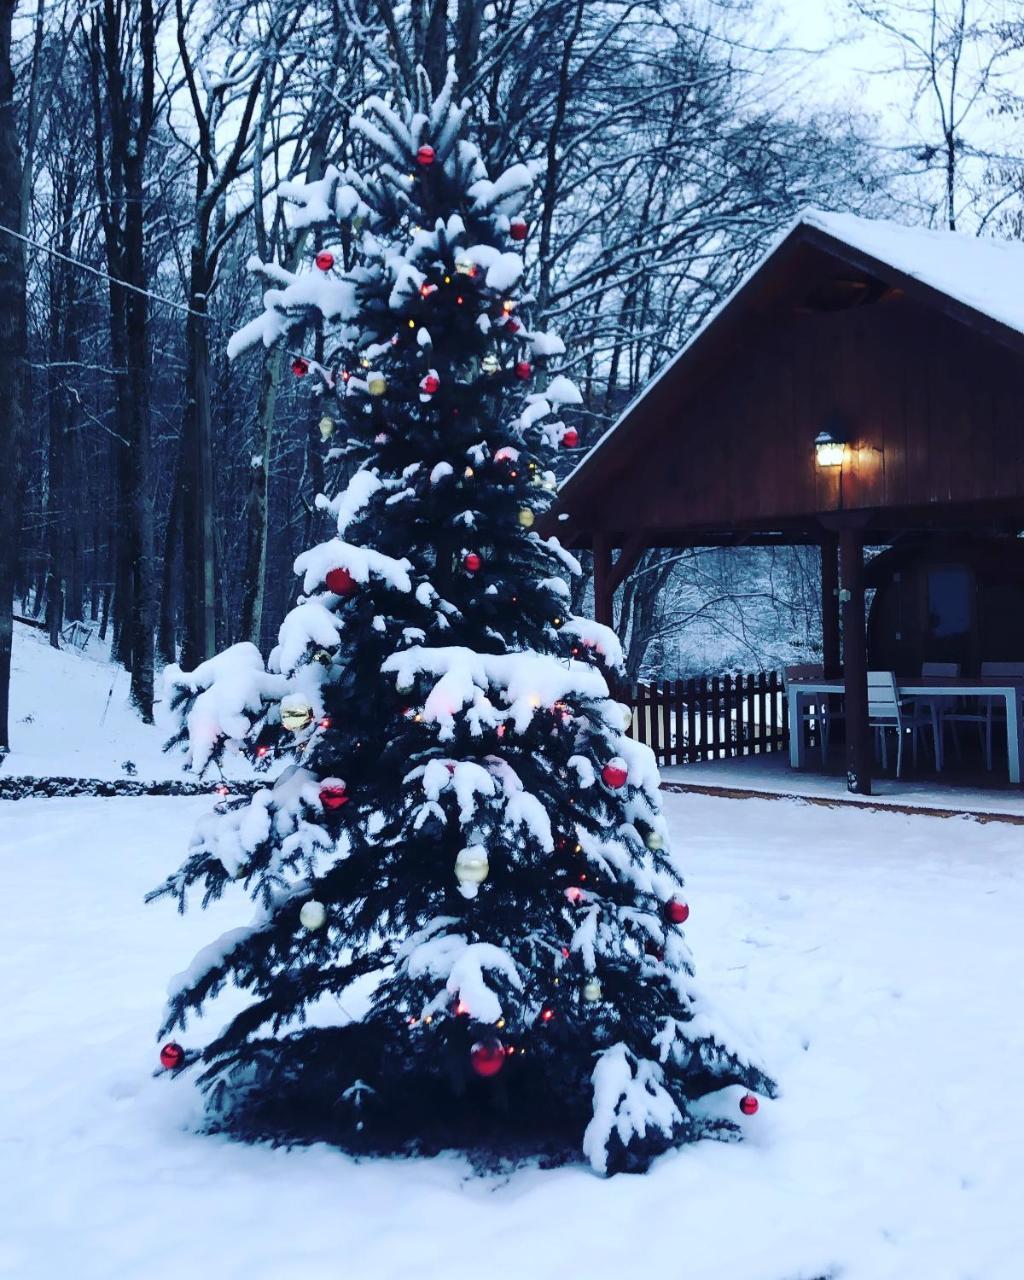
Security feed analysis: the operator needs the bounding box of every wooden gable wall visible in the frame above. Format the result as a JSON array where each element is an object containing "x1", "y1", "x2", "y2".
[{"x1": 568, "y1": 244, "x2": 1024, "y2": 538}]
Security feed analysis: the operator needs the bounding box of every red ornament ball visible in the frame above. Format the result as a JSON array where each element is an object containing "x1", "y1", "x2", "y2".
[
  {"x1": 665, "y1": 897, "x2": 690, "y2": 925},
  {"x1": 420, "y1": 373, "x2": 440, "y2": 395},
  {"x1": 601, "y1": 758, "x2": 628, "y2": 789},
  {"x1": 325, "y1": 566, "x2": 358, "y2": 597},
  {"x1": 463, "y1": 552, "x2": 482, "y2": 573},
  {"x1": 314, "y1": 250, "x2": 335, "y2": 272},
  {"x1": 470, "y1": 1039, "x2": 506, "y2": 1078},
  {"x1": 160, "y1": 1042, "x2": 185, "y2": 1071},
  {"x1": 740, "y1": 1093, "x2": 759, "y2": 1116},
  {"x1": 291, "y1": 356, "x2": 309, "y2": 377},
  {"x1": 319, "y1": 778, "x2": 348, "y2": 810},
  {"x1": 514, "y1": 361, "x2": 532, "y2": 381},
  {"x1": 562, "y1": 427, "x2": 580, "y2": 448},
  {"x1": 509, "y1": 217, "x2": 528, "y2": 242},
  {"x1": 416, "y1": 144, "x2": 436, "y2": 167}
]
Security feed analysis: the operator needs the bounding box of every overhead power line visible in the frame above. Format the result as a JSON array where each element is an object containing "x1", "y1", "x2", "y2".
[{"x1": 0, "y1": 221, "x2": 209, "y2": 319}]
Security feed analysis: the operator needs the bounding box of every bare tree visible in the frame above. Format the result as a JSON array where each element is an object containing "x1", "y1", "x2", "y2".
[
  {"x1": 169, "y1": 0, "x2": 278, "y2": 666},
  {"x1": 85, "y1": 0, "x2": 167, "y2": 718},
  {"x1": 848, "y1": 0, "x2": 1024, "y2": 229},
  {"x1": 0, "y1": 0, "x2": 25, "y2": 754}
]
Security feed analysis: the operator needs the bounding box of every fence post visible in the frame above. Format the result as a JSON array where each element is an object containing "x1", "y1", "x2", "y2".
[
  {"x1": 722, "y1": 675, "x2": 734, "y2": 758},
  {"x1": 745, "y1": 674, "x2": 756, "y2": 756},
  {"x1": 686, "y1": 678, "x2": 697, "y2": 763},
  {"x1": 709, "y1": 676, "x2": 721, "y2": 759},
  {"x1": 635, "y1": 683, "x2": 647, "y2": 748}
]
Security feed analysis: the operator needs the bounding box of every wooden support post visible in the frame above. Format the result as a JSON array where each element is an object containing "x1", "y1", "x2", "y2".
[
  {"x1": 840, "y1": 525, "x2": 871, "y2": 795},
  {"x1": 592, "y1": 534, "x2": 614, "y2": 627},
  {"x1": 591, "y1": 533, "x2": 647, "y2": 628},
  {"x1": 607, "y1": 532, "x2": 647, "y2": 595},
  {"x1": 820, "y1": 531, "x2": 840, "y2": 679}
]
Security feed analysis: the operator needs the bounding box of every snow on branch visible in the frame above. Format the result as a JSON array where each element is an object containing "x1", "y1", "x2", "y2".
[
  {"x1": 294, "y1": 538, "x2": 413, "y2": 595},
  {"x1": 165, "y1": 643, "x2": 288, "y2": 773},
  {"x1": 559, "y1": 617, "x2": 624, "y2": 668},
  {"x1": 583, "y1": 1044, "x2": 682, "y2": 1174},
  {"x1": 402, "y1": 926, "x2": 524, "y2": 1025},
  {"x1": 468, "y1": 163, "x2": 535, "y2": 216},
  {"x1": 315, "y1": 468, "x2": 385, "y2": 535},
  {"x1": 381, "y1": 646, "x2": 609, "y2": 739}
]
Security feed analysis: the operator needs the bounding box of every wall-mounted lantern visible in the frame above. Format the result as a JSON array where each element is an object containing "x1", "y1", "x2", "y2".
[{"x1": 814, "y1": 429, "x2": 846, "y2": 468}]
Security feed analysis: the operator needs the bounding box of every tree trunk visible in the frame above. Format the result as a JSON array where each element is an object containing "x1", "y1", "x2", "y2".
[
  {"x1": 108, "y1": 284, "x2": 134, "y2": 669},
  {"x1": 0, "y1": 0, "x2": 25, "y2": 754},
  {"x1": 239, "y1": 347, "x2": 283, "y2": 647},
  {"x1": 179, "y1": 256, "x2": 216, "y2": 670},
  {"x1": 99, "y1": 585, "x2": 111, "y2": 642},
  {"x1": 157, "y1": 433, "x2": 185, "y2": 666},
  {"x1": 122, "y1": 154, "x2": 155, "y2": 720},
  {"x1": 45, "y1": 274, "x2": 73, "y2": 650}
]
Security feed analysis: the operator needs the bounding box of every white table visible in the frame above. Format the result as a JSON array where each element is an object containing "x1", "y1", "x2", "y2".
[{"x1": 787, "y1": 677, "x2": 1024, "y2": 785}]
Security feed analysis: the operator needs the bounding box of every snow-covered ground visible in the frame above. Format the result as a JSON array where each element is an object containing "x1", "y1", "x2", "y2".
[
  {"x1": 2, "y1": 790, "x2": 1022, "y2": 1279},
  {"x1": 3, "y1": 622, "x2": 250, "y2": 782}
]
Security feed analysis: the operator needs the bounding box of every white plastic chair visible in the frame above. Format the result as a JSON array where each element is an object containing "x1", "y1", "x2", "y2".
[
  {"x1": 868, "y1": 671, "x2": 936, "y2": 778},
  {"x1": 945, "y1": 662, "x2": 1024, "y2": 772},
  {"x1": 783, "y1": 664, "x2": 834, "y2": 766},
  {"x1": 909, "y1": 661, "x2": 959, "y2": 771}
]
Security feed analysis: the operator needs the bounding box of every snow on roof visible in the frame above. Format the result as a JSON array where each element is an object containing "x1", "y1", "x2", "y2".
[
  {"x1": 559, "y1": 209, "x2": 1024, "y2": 502},
  {"x1": 802, "y1": 208, "x2": 1024, "y2": 339}
]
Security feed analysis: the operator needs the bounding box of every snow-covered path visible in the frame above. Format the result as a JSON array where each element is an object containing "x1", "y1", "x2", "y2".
[{"x1": 1, "y1": 792, "x2": 1022, "y2": 1280}]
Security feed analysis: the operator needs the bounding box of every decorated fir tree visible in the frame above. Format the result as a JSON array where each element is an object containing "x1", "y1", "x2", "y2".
[{"x1": 151, "y1": 73, "x2": 774, "y2": 1174}]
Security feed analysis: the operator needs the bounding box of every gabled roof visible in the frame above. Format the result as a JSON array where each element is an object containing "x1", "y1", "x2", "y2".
[
  {"x1": 556, "y1": 210, "x2": 1024, "y2": 520},
  {"x1": 802, "y1": 209, "x2": 1024, "y2": 336}
]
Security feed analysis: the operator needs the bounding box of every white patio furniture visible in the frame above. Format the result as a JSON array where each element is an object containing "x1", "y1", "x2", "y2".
[
  {"x1": 943, "y1": 662, "x2": 1024, "y2": 771},
  {"x1": 908, "y1": 661, "x2": 960, "y2": 771},
  {"x1": 868, "y1": 671, "x2": 937, "y2": 778},
  {"x1": 786, "y1": 672, "x2": 1024, "y2": 785},
  {"x1": 783, "y1": 664, "x2": 837, "y2": 766}
]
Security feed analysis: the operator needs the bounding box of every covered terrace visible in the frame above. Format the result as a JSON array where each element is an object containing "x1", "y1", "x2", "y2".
[{"x1": 545, "y1": 210, "x2": 1024, "y2": 799}]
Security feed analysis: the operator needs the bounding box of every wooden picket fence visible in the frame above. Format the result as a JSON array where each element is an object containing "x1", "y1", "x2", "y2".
[{"x1": 627, "y1": 672, "x2": 788, "y2": 767}]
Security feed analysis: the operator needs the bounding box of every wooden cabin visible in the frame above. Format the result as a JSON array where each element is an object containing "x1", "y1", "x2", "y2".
[
  {"x1": 545, "y1": 210, "x2": 1024, "y2": 794},
  {"x1": 866, "y1": 536, "x2": 1024, "y2": 676}
]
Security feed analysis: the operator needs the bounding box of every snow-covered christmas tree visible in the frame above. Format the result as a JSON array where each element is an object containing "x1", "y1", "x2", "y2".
[{"x1": 150, "y1": 71, "x2": 775, "y2": 1175}]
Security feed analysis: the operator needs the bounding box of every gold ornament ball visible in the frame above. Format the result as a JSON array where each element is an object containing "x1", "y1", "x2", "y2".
[
  {"x1": 455, "y1": 257, "x2": 475, "y2": 275},
  {"x1": 583, "y1": 977, "x2": 603, "y2": 1002},
  {"x1": 318, "y1": 415, "x2": 335, "y2": 441},
  {"x1": 482, "y1": 354, "x2": 501, "y2": 375},
  {"x1": 280, "y1": 697, "x2": 314, "y2": 732},
  {"x1": 517, "y1": 508, "x2": 535, "y2": 529},
  {"x1": 312, "y1": 648, "x2": 333, "y2": 666},
  {"x1": 455, "y1": 848, "x2": 489, "y2": 887},
  {"x1": 299, "y1": 899, "x2": 327, "y2": 930},
  {"x1": 646, "y1": 831, "x2": 665, "y2": 852},
  {"x1": 367, "y1": 373, "x2": 387, "y2": 396}
]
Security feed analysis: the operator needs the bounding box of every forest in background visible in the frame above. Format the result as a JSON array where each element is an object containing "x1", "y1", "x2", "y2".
[{"x1": 2, "y1": 0, "x2": 1024, "y2": 748}]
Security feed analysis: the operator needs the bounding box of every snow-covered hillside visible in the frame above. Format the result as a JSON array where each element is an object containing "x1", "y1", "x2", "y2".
[
  {"x1": 1, "y1": 789, "x2": 1021, "y2": 1280},
  {"x1": 3, "y1": 622, "x2": 250, "y2": 782}
]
